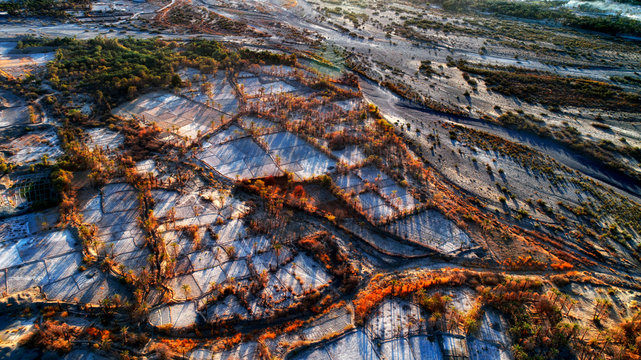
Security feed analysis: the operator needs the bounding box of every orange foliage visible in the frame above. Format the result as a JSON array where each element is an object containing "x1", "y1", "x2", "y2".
[
  {"x1": 551, "y1": 261, "x2": 574, "y2": 271},
  {"x1": 159, "y1": 338, "x2": 199, "y2": 354},
  {"x1": 291, "y1": 185, "x2": 306, "y2": 199},
  {"x1": 614, "y1": 310, "x2": 641, "y2": 359},
  {"x1": 502, "y1": 256, "x2": 547, "y2": 271},
  {"x1": 28, "y1": 321, "x2": 80, "y2": 354},
  {"x1": 206, "y1": 333, "x2": 245, "y2": 354},
  {"x1": 283, "y1": 320, "x2": 304, "y2": 333},
  {"x1": 259, "y1": 331, "x2": 277, "y2": 341},
  {"x1": 85, "y1": 327, "x2": 101, "y2": 338},
  {"x1": 353, "y1": 269, "x2": 478, "y2": 321}
]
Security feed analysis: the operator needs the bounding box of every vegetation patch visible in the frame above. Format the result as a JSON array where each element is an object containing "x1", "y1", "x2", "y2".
[
  {"x1": 458, "y1": 62, "x2": 641, "y2": 112},
  {"x1": 0, "y1": 0, "x2": 90, "y2": 17},
  {"x1": 47, "y1": 37, "x2": 184, "y2": 113}
]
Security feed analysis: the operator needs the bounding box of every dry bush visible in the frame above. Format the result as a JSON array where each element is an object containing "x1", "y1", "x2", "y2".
[
  {"x1": 614, "y1": 311, "x2": 641, "y2": 359},
  {"x1": 24, "y1": 320, "x2": 79, "y2": 354},
  {"x1": 150, "y1": 343, "x2": 172, "y2": 360}
]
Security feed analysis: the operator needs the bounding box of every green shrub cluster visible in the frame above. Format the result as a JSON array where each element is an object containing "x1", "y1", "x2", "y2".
[
  {"x1": 458, "y1": 63, "x2": 641, "y2": 112},
  {"x1": 0, "y1": 0, "x2": 90, "y2": 17}
]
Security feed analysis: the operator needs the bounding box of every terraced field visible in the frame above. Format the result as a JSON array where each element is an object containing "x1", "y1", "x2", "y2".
[{"x1": 0, "y1": 0, "x2": 640, "y2": 359}]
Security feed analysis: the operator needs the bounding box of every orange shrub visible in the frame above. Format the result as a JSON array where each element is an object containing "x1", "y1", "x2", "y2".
[
  {"x1": 551, "y1": 261, "x2": 574, "y2": 271},
  {"x1": 27, "y1": 321, "x2": 79, "y2": 354},
  {"x1": 259, "y1": 331, "x2": 277, "y2": 341},
  {"x1": 159, "y1": 338, "x2": 199, "y2": 354},
  {"x1": 353, "y1": 269, "x2": 475, "y2": 321},
  {"x1": 283, "y1": 320, "x2": 304, "y2": 333}
]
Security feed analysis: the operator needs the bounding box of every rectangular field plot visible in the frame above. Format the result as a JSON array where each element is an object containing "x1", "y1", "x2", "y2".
[
  {"x1": 357, "y1": 192, "x2": 396, "y2": 221},
  {"x1": 365, "y1": 299, "x2": 424, "y2": 340},
  {"x1": 0, "y1": 41, "x2": 55, "y2": 78},
  {"x1": 333, "y1": 145, "x2": 367, "y2": 166},
  {"x1": 197, "y1": 136, "x2": 282, "y2": 180},
  {"x1": 86, "y1": 128, "x2": 124, "y2": 152},
  {"x1": 203, "y1": 125, "x2": 246, "y2": 146},
  {"x1": 258, "y1": 64, "x2": 297, "y2": 76},
  {"x1": 0, "y1": 106, "x2": 30, "y2": 129},
  {"x1": 259, "y1": 132, "x2": 336, "y2": 180},
  {"x1": 182, "y1": 71, "x2": 239, "y2": 114},
  {"x1": 0, "y1": 214, "x2": 33, "y2": 243},
  {"x1": 114, "y1": 92, "x2": 226, "y2": 140},
  {"x1": 380, "y1": 339, "x2": 416, "y2": 360},
  {"x1": 379, "y1": 183, "x2": 417, "y2": 212},
  {"x1": 199, "y1": 129, "x2": 335, "y2": 180},
  {"x1": 2, "y1": 127, "x2": 63, "y2": 165},
  {"x1": 277, "y1": 254, "x2": 332, "y2": 293},
  {"x1": 356, "y1": 165, "x2": 396, "y2": 187},
  {"x1": 385, "y1": 210, "x2": 474, "y2": 254},
  {"x1": 323, "y1": 330, "x2": 380, "y2": 360},
  {"x1": 238, "y1": 116, "x2": 279, "y2": 134},
  {"x1": 238, "y1": 76, "x2": 303, "y2": 97},
  {"x1": 337, "y1": 165, "x2": 419, "y2": 218},
  {"x1": 149, "y1": 301, "x2": 199, "y2": 329},
  {"x1": 332, "y1": 173, "x2": 366, "y2": 193},
  {"x1": 333, "y1": 98, "x2": 363, "y2": 112},
  {"x1": 206, "y1": 295, "x2": 249, "y2": 322}
]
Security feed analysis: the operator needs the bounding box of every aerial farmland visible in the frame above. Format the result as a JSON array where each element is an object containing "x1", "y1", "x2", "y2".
[{"x1": 0, "y1": 0, "x2": 641, "y2": 359}]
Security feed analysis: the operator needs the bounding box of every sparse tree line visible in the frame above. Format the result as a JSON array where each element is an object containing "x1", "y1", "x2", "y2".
[{"x1": 0, "y1": 0, "x2": 90, "y2": 17}]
